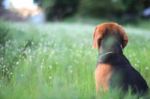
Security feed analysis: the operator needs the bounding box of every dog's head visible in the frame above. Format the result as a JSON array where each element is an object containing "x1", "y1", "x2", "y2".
[{"x1": 93, "y1": 22, "x2": 128, "y2": 49}]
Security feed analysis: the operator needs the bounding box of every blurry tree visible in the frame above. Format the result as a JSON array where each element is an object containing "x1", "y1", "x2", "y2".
[
  {"x1": 39, "y1": 0, "x2": 149, "y2": 21},
  {"x1": 79, "y1": 0, "x2": 126, "y2": 17},
  {"x1": 40, "y1": 0, "x2": 55, "y2": 9},
  {"x1": 142, "y1": 0, "x2": 150, "y2": 8},
  {"x1": 122, "y1": 0, "x2": 143, "y2": 15},
  {"x1": 78, "y1": 0, "x2": 147, "y2": 21},
  {"x1": 41, "y1": 0, "x2": 79, "y2": 20},
  {"x1": 0, "y1": 0, "x2": 2, "y2": 8}
]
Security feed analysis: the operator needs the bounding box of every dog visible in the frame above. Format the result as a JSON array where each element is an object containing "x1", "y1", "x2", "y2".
[{"x1": 93, "y1": 22, "x2": 149, "y2": 96}]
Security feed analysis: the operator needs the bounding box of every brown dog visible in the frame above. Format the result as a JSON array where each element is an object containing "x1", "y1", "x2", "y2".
[{"x1": 93, "y1": 22, "x2": 149, "y2": 96}]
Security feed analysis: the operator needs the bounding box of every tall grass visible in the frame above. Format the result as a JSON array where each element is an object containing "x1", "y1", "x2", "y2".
[{"x1": 0, "y1": 21, "x2": 150, "y2": 99}]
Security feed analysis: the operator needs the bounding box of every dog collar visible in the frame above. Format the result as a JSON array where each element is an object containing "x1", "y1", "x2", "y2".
[
  {"x1": 99, "y1": 52, "x2": 114, "y2": 58},
  {"x1": 97, "y1": 52, "x2": 114, "y2": 65}
]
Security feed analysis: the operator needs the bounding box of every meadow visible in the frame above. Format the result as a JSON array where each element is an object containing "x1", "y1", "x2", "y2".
[{"x1": 0, "y1": 20, "x2": 150, "y2": 99}]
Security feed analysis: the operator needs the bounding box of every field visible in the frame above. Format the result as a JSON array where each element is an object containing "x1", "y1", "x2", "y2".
[{"x1": 0, "y1": 20, "x2": 150, "y2": 99}]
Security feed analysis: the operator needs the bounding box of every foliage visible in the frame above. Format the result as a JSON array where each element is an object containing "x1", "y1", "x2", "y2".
[
  {"x1": 40, "y1": 0, "x2": 55, "y2": 9},
  {"x1": 79, "y1": 0, "x2": 146, "y2": 18},
  {"x1": 0, "y1": 0, "x2": 2, "y2": 8},
  {"x1": 79, "y1": 0, "x2": 126, "y2": 17},
  {"x1": 39, "y1": 0, "x2": 149, "y2": 20},
  {"x1": 42, "y1": 0, "x2": 79, "y2": 20}
]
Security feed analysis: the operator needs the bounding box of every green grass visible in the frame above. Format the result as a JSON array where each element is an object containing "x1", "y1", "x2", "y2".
[{"x1": 0, "y1": 21, "x2": 150, "y2": 99}]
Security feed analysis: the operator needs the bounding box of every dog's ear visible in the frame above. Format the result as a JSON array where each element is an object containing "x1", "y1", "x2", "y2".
[
  {"x1": 93, "y1": 27, "x2": 98, "y2": 48},
  {"x1": 122, "y1": 33, "x2": 128, "y2": 48},
  {"x1": 92, "y1": 26, "x2": 103, "y2": 49},
  {"x1": 117, "y1": 25, "x2": 128, "y2": 48}
]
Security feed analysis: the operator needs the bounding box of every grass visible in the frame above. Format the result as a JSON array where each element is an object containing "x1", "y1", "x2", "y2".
[{"x1": 0, "y1": 20, "x2": 150, "y2": 99}]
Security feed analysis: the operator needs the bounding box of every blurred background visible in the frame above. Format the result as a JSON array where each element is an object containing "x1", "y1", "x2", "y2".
[
  {"x1": 0, "y1": 1, "x2": 150, "y2": 99},
  {"x1": 0, "y1": 0, "x2": 150, "y2": 23}
]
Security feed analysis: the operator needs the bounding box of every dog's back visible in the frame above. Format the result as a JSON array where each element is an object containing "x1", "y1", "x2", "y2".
[{"x1": 98, "y1": 53, "x2": 149, "y2": 95}]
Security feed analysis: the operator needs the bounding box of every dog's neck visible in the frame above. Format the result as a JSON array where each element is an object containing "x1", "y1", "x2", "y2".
[
  {"x1": 99, "y1": 43, "x2": 123, "y2": 55},
  {"x1": 98, "y1": 34, "x2": 123, "y2": 55}
]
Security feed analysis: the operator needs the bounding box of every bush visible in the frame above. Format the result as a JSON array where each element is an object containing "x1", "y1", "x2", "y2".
[
  {"x1": 79, "y1": 0, "x2": 143, "y2": 17},
  {"x1": 0, "y1": 21, "x2": 12, "y2": 80},
  {"x1": 40, "y1": 0, "x2": 148, "y2": 21},
  {"x1": 0, "y1": 22, "x2": 34, "y2": 81},
  {"x1": 78, "y1": 0, "x2": 145, "y2": 21},
  {"x1": 0, "y1": 0, "x2": 2, "y2": 8},
  {"x1": 42, "y1": 0, "x2": 79, "y2": 20},
  {"x1": 79, "y1": 0, "x2": 126, "y2": 17}
]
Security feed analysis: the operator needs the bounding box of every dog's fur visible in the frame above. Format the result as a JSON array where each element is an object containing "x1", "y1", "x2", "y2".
[{"x1": 93, "y1": 22, "x2": 149, "y2": 95}]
